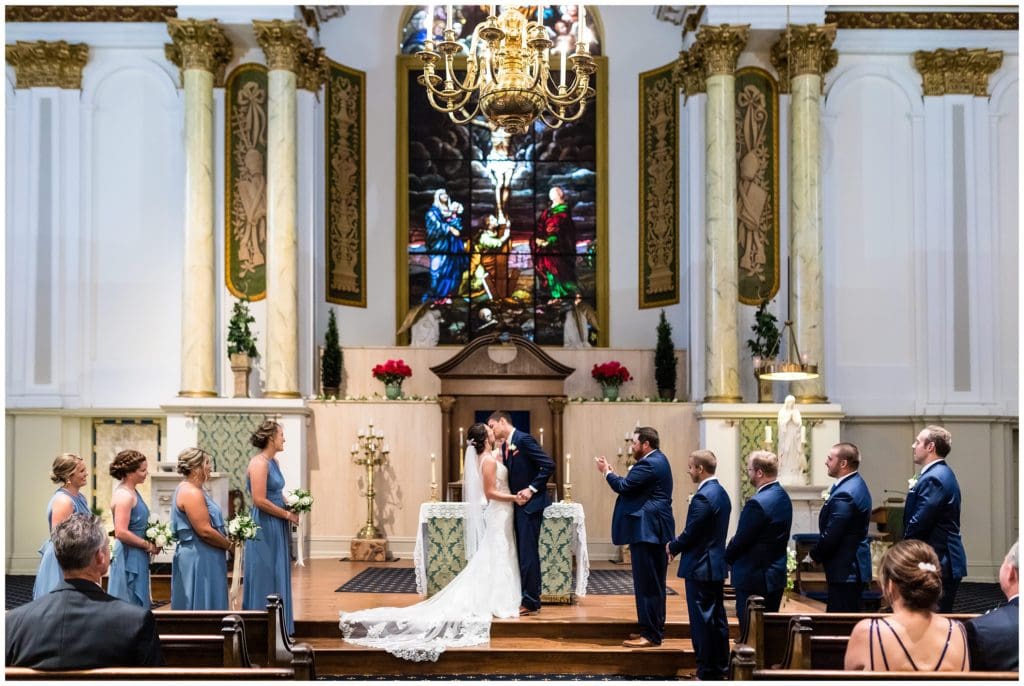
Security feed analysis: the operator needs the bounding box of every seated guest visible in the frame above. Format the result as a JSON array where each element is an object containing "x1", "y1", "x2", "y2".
[
  {"x1": 6, "y1": 513, "x2": 163, "y2": 668},
  {"x1": 845, "y1": 540, "x2": 969, "y2": 672},
  {"x1": 966, "y1": 541, "x2": 1019, "y2": 671},
  {"x1": 171, "y1": 447, "x2": 230, "y2": 610}
]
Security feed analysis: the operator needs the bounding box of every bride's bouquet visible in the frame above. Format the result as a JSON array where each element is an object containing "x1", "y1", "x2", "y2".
[
  {"x1": 286, "y1": 488, "x2": 314, "y2": 566},
  {"x1": 226, "y1": 513, "x2": 260, "y2": 610},
  {"x1": 145, "y1": 515, "x2": 175, "y2": 551}
]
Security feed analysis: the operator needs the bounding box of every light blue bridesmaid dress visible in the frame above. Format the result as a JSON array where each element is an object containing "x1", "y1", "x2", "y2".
[
  {"x1": 107, "y1": 487, "x2": 152, "y2": 607},
  {"x1": 243, "y1": 458, "x2": 294, "y2": 635},
  {"x1": 33, "y1": 488, "x2": 91, "y2": 599},
  {"x1": 170, "y1": 483, "x2": 228, "y2": 610}
]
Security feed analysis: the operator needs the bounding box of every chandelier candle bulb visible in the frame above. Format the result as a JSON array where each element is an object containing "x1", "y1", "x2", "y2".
[
  {"x1": 446, "y1": 4, "x2": 453, "y2": 31},
  {"x1": 578, "y1": 4, "x2": 585, "y2": 42},
  {"x1": 426, "y1": 5, "x2": 434, "y2": 36},
  {"x1": 537, "y1": 5, "x2": 543, "y2": 24}
]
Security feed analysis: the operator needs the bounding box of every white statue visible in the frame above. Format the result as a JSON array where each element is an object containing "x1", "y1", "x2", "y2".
[
  {"x1": 410, "y1": 308, "x2": 441, "y2": 347},
  {"x1": 777, "y1": 394, "x2": 807, "y2": 485}
]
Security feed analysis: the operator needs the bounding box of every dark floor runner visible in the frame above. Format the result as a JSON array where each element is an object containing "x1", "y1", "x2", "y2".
[{"x1": 335, "y1": 567, "x2": 676, "y2": 595}]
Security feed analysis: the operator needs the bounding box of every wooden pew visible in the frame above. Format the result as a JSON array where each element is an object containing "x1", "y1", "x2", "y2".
[
  {"x1": 154, "y1": 593, "x2": 314, "y2": 677},
  {"x1": 5, "y1": 667, "x2": 295, "y2": 680}
]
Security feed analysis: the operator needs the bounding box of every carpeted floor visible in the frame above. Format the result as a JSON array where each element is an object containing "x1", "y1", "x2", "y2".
[{"x1": 335, "y1": 568, "x2": 677, "y2": 596}]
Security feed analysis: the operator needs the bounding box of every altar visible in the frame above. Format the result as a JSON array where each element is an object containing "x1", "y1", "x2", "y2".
[{"x1": 413, "y1": 501, "x2": 589, "y2": 603}]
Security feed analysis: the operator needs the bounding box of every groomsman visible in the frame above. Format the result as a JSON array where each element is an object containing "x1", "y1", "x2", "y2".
[
  {"x1": 810, "y1": 442, "x2": 873, "y2": 612},
  {"x1": 904, "y1": 425, "x2": 967, "y2": 612},
  {"x1": 726, "y1": 451, "x2": 792, "y2": 637},
  {"x1": 595, "y1": 426, "x2": 675, "y2": 648},
  {"x1": 667, "y1": 450, "x2": 731, "y2": 680}
]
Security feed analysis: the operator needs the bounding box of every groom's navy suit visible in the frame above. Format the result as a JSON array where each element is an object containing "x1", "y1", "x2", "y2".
[
  {"x1": 669, "y1": 477, "x2": 731, "y2": 679},
  {"x1": 505, "y1": 427, "x2": 554, "y2": 611},
  {"x1": 607, "y1": 450, "x2": 675, "y2": 645}
]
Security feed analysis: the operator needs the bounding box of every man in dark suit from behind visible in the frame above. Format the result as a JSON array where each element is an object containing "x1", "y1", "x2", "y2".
[
  {"x1": 595, "y1": 426, "x2": 675, "y2": 648},
  {"x1": 726, "y1": 450, "x2": 793, "y2": 638},
  {"x1": 667, "y1": 449, "x2": 731, "y2": 680},
  {"x1": 966, "y1": 541, "x2": 1019, "y2": 671},
  {"x1": 810, "y1": 442, "x2": 873, "y2": 612},
  {"x1": 6, "y1": 513, "x2": 163, "y2": 669},
  {"x1": 904, "y1": 424, "x2": 967, "y2": 612}
]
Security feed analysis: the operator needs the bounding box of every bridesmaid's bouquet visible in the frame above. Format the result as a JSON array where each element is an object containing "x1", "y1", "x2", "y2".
[
  {"x1": 226, "y1": 513, "x2": 260, "y2": 543},
  {"x1": 226, "y1": 513, "x2": 259, "y2": 611},
  {"x1": 286, "y1": 488, "x2": 313, "y2": 567},
  {"x1": 285, "y1": 488, "x2": 314, "y2": 513},
  {"x1": 145, "y1": 515, "x2": 175, "y2": 549}
]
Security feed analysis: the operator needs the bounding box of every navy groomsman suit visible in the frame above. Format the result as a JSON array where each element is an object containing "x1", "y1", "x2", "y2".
[
  {"x1": 669, "y1": 476, "x2": 731, "y2": 679},
  {"x1": 606, "y1": 448, "x2": 675, "y2": 646},
  {"x1": 810, "y1": 471, "x2": 873, "y2": 612},
  {"x1": 904, "y1": 460, "x2": 967, "y2": 612},
  {"x1": 726, "y1": 481, "x2": 793, "y2": 637},
  {"x1": 966, "y1": 596, "x2": 1019, "y2": 671},
  {"x1": 504, "y1": 426, "x2": 554, "y2": 613}
]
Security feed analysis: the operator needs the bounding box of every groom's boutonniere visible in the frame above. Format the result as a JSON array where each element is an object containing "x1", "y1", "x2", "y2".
[
  {"x1": 687, "y1": 493, "x2": 693, "y2": 505},
  {"x1": 821, "y1": 488, "x2": 831, "y2": 502},
  {"x1": 907, "y1": 474, "x2": 919, "y2": 490},
  {"x1": 508, "y1": 442, "x2": 517, "y2": 454}
]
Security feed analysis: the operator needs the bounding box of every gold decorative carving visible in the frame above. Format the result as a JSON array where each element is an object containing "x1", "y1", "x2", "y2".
[
  {"x1": 7, "y1": 6, "x2": 176, "y2": 22},
  {"x1": 5, "y1": 40, "x2": 89, "y2": 89},
  {"x1": 694, "y1": 24, "x2": 749, "y2": 77},
  {"x1": 164, "y1": 18, "x2": 232, "y2": 85},
  {"x1": 770, "y1": 24, "x2": 838, "y2": 94},
  {"x1": 913, "y1": 48, "x2": 1003, "y2": 96},
  {"x1": 674, "y1": 48, "x2": 706, "y2": 96},
  {"x1": 297, "y1": 46, "x2": 328, "y2": 92},
  {"x1": 824, "y1": 11, "x2": 1018, "y2": 31},
  {"x1": 684, "y1": 6, "x2": 706, "y2": 35},
  {"x1": 253, "y1": 19, "x2": 311, "y2": 74}
]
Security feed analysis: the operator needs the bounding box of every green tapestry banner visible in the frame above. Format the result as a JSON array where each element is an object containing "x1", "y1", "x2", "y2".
[
  {"x1": 735, "y1": 67, "x2": 780, "y2": 305},
  {"x1": 638, "y1": 62, "x2": 679, "y2": 309},
  {"x1": 225, "y1": 63, "x2": 269, "y2": 301},
  {"x1": 325, "y1": 59, "x2": 366, "y2": 307}
]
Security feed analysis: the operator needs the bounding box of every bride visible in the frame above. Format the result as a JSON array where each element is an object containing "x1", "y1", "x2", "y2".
[{"x1": 339, "y1": 422, "x2": 524, "y2": 661}]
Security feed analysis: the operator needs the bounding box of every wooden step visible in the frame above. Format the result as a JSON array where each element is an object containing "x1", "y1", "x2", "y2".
[{"x1": 303, "y1": 636, "x2": 697, "y2": 677}]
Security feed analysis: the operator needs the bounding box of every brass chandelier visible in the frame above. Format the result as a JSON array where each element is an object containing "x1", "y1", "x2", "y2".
[
  {"x1": 755, "y1": 320, "x2": 819, "y2": 382},
  {"x1": 416, "y1": 5, "x2": 596, "y2": 134}
]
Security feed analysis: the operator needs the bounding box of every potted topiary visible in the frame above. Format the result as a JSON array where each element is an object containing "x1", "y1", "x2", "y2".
[
  {"x1": 322, "y1": 309, "x2": 342, "y2": 398},
  {"x1": 746, "y1": 300, "x2": 780, "y2": 403},
  {"x1": 654, "y1": 310, "x2": 677, "y2": 400},
  {"x1": 227, "y1": 298, "x2": 258, "y2": 398}
]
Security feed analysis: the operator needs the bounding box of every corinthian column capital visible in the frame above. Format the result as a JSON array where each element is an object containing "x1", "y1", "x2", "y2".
[
  {"x1": 297, "y1": 45, "x2": 328, "y2": 92},
  {"x1": 694, "y1": 24, "x2": 749, "y2": 77},
  {"x1": 253, "y1": 19, "x2": 311, "y2": 73},
  {"x1": 165, "y1": 18, "x2": 232, "y2": 85},
  {"x1": 674, "y1": 47, "x2": 706, "y2": 96},
  {"x1": 5, "y1": 40, "x2": 89, "y2": 89},
  {"x1": 770, "y1": 24, "x2": 838, "y2": 93},
  {"x1": 913, "y1": 48, "x2": 1003, "y2": 96}
]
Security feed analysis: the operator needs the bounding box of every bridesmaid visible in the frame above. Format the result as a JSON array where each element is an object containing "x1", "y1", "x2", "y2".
[
  {"x1": 243, "y1": 420, "x2": 298, "y2": 635},
  {"x1": 33, "y1": 454, "x2": 90, "y2": 599},
  {"x1": 170, "y1": 447, "x2": 230, "y2": 610},
  {"x1": 107, "y1": 449, "x2": 158, "y2": 607}
]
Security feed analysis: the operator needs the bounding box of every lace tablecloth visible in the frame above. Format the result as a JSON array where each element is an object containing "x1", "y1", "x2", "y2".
[{"x1": 413, "y1": 501, "x2": 589, "y2": 598}]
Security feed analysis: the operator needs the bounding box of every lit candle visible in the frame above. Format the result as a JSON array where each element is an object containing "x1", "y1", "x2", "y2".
[
  {"x1": 565, "y1": 453, "x2": 571, "y2": 485},
  {"x1": 624, "y1": 432, "x2": 630, "y2": 441},
  {"x1": 765, "y1": 425, "x2": 773, "y2": 443},
  {"x1": 537, "y1": 4, "x2": 543, "y2": 25},
  {"x1": 446, "y1": 4, "x2": 453, "y2": 31},
  {"x1": 459, "y1": 426, "x2": 464, "y2": 446},
  {"x1": 425, "y1": 5, "x2": 434, "y2": 38},
  {"x1": 431, "y1": 453, "x2": 436, "y2": 483},
  {"x1": 539, "y1": 427, "x2": 544, "y2": 447},
  {"x1": 577, "y1": 4, "x2": 585, "y2": 43},
  {"x1": 617, "y1": 447, "x2": 623, "y2": 457},
  {"x1": 368, "y1": 417, "x2": 374, "y2": 427},
  {"x1": 801, "y1": 426, "x2": 807, "y2": 444},
  {"x1": 559, "y1": 45, "x2": 566, "y2": 87},
  {"x1": 358, "y1": 427, "x2": 365, "y2": 438}
]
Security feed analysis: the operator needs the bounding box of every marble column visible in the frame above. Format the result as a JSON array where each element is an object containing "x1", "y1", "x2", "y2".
[
  {"x1": 165, "y1": 19, "x2": 231, "y2": 397},
  {"x1": 695, "y1": 24, "x2": 749, "y2": 402},
  {"x1": 771, "y1": 25, "x2": 837, "y2": 403},
  {"x1": 254, "y1": 20, "x2": 318, "y2": 398}
]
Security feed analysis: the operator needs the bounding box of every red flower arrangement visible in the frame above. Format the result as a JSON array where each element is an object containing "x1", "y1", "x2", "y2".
[
  {"x1": 591, "y1": 361, "x2": 632, "y2": 387},
  {"x1": 372, "y1": 359, "x2": 413, "y2": 385}
]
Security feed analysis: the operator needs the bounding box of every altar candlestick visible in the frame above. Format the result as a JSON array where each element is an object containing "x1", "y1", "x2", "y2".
[
  {"x1": 765, "y1": 425, "x2": 772, "y2": 443},
  {"x1": 459, "y1": 426, "x2": 464, "y2": 446},
  {"x1": 565, "y1": 453, "x2": 571, "y2": 485},
  {"x1": 430, "y1": 453, "x2": 436, "y2": 483},
  {"x1": 539, "y1": 427, "x2": 544, "y2": 447}
]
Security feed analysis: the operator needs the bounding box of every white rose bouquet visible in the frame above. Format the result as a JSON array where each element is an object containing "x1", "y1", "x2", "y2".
[
  {"x1": 145, "y1": 516, "x2": 175, "y2": 550},
  {"x1": 226, "y1": 513, "x2": 259, "y2": 610},
  {"x1": 286, "y1": 488, "x2": 313, "y2": 566}
]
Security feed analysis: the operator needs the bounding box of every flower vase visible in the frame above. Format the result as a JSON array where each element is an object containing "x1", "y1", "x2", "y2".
[
  {"x1": 385, "y1": 381, "x2": 403, "y2": 400},
  {"x1": 601, "y1": 384, "x2": 619, "y2": 401}
]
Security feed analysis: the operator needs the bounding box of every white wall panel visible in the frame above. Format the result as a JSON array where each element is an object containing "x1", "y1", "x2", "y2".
[
  {"x1": 824, "y1": 65, "x2": 920, "y2": 414},
  {"x1": 85, "y1": 57, "x2": 183, "y2": 407}
]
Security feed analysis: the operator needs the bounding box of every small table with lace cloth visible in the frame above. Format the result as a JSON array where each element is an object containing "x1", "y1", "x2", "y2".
[{"x1": 413, "y1": 501, "x2": 589, "y2": 603}]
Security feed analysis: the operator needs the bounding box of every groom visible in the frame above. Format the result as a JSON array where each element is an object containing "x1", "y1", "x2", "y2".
[{"x1": 488, "y1": 411, "x2": 554, "y2": 616}]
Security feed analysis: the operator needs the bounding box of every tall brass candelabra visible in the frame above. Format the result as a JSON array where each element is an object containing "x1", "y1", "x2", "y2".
[{"x1": 351, "y1": 423, "x2": 389, "y2": 540}]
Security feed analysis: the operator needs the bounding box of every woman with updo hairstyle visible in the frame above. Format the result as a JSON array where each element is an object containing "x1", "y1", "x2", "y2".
[
  {"x1": 170, "y1": 447, "x2": 230, "y2": 610},
  {"x1": 845, "y1": 540, "x2": 969, "y2": 672},
  {"x1": 107, "y1": 449, "x2": 158, "y2": 607},
  {"x1": 243, "y1": 419, "x2": 297, "y2": 634},
  {"x1": 33, "y1": 453, "x2": 91, "y2": 599}
]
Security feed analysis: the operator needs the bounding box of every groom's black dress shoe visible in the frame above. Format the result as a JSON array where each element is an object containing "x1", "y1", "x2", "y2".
[
  {"x1": 622, "y1": 636, "x2": 659, "y2": 648},
  {"x1": 518, "y1": 606, "x2": 540, "y2": 616}
]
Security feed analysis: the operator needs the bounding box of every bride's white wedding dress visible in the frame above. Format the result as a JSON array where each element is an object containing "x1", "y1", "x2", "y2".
[{"x1": 339, "y1": 456, "x2": 521, "y2": 662}]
